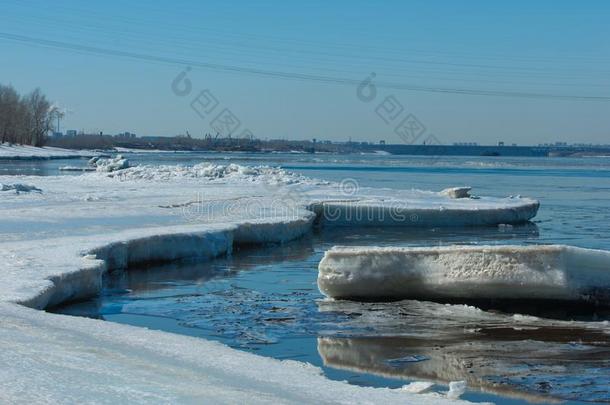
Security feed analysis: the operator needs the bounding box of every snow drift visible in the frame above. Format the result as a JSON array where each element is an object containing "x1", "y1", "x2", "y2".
[{"x1": 318, "y1": 244, "x2": 610, "y2": 303}]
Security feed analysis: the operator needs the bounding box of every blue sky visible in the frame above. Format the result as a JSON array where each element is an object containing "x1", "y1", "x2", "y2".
[{"x1": 1, "y1": 0, "x2": 609, "y2": 145}]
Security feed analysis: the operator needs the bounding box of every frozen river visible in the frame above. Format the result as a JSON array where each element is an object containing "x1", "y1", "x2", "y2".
[{"x1": 9, "y1": 151, "x2": 609, "y2": 403}]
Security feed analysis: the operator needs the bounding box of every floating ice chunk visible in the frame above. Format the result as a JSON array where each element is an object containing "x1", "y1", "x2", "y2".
[
  {"x1": 318, "y1": 244, "x2": 610, "y2": 303},
  {"x1": 402, "y1": 381, "x2": 435, "y2": 393},
  {"x1": 0, "y1": 183, "x2": 42, "y2": 193},
  {"x1": 59, "y1": 166, "x2": 94, "y2": 172},
  {"x1": 311, "y1": 197, "x2": 539, "y2": 227},
  {"x1": 95, "y1": 155, "x2": 130, "y2": 172},
  {"x1": 440, "y1": 187, "x2": 471, "y2": 199},
  {"x1": 447, "y1": 381, "x2": 467, "y2": 399}
]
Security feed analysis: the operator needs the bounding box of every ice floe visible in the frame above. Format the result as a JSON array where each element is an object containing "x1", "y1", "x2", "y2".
[
  {"x1": 440, "y1": 187, "x2": 472, "y2": 199},
  {"x1": 318, "y1": 244, "x2": 610, "y2": 303}
]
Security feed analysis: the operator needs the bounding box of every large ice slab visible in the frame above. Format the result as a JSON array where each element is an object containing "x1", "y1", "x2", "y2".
[
  {"x1": 310, "y1": 196, "x2": 539, "y2": 227},
  {"x1": 318, "y1": 245, "x2": 610, "y2": 302}
]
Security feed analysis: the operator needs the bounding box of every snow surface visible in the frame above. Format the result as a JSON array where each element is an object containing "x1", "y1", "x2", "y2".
[
  {"x1": 0, "y1": 161, "x2": 541, "y2": 403},
  {"x1": 0, "y1": 143, "x2": 100, "y2": 159},
  {"x1": 318, "y1": 244, "x2": 610, "y2": 302}
]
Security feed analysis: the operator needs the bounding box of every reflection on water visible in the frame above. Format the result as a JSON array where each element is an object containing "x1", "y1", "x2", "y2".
[
  {"x1": 318, "y1": 299, "x2": 610, "y2": 403},
  {"x1": 52, "y1": 224, "x2": 610, "y2": 404}
]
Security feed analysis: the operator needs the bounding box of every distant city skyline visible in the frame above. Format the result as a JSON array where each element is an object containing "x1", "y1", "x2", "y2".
[{"x1": 1, "y1": 0, "x2": 609, "y2": 145}]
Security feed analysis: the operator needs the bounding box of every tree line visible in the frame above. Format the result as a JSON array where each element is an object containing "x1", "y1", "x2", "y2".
[{"x1": 0, "y1": 84, "x2": 59, "y2": 146}]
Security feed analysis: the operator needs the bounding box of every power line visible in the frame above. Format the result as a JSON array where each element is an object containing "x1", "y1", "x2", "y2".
[{"x1": 1, "y1": 31, "x2": 609, "y2": 101}]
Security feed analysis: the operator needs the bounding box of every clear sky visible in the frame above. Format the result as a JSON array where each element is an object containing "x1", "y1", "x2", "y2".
[{"x1": 1, "y1": 0, "x2": 609, "y2": 145}]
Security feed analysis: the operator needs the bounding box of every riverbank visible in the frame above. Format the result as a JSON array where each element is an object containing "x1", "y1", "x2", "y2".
[
  {"x1": 0, "y1": 161, "x2": 541, "y2": 403},
  {"x1": 0, "y1": 143, "x2": 100, "y2": 160}
]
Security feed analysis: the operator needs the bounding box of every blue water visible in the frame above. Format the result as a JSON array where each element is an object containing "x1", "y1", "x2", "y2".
[{"x1": 34, "y1": 152, "x2": 610, "y2": 403}]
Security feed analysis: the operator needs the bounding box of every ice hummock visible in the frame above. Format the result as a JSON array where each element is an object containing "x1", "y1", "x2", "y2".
[
  {"x1": 97, "y1": 161, "x2": 329, "y2": 185},
  {"x1": 94, "y1": 155, "x2": 130, "y2": 172},
  {"x1": 318, "y1": 244, "x2": 610, "y2": 303}
]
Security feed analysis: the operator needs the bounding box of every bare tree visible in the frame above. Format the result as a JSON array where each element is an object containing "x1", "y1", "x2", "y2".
[
  {"x1": 0, "y1": 85, "x2": 21, "y2": 144},
  {"x1": 0, "y1": 84, "x2": 54, "y2": 146}
]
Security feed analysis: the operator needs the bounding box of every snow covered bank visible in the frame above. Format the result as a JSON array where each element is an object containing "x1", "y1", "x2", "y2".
[
  {"x1": 0, "y1": 162, "x2": 545, "y2": 403},
  {"x1": 0, "y1": 143, "x2": 100, "y2": 159},
  {"x1": 318, "y1": 245, "x2": 610, "y2": 302},
  {"x1": 0, "y1": 303, "x2": 463, "y2": 404},
  {"x1": 0, "y1": 224, "x2": 460, "y2": 404}
]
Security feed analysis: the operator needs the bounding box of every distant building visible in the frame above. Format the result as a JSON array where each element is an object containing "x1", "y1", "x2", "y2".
[
  {"x1": 65, "y1": 130, "x2": 77, "y2": 137},
  {"x1": 51, "y1": 131, "x2": 63, "y2": 138},
  {"x1": 498, "y1": 141, "x2": 505, "y2": 146},
  {"x1": 116, "y1": 132, "x2": 136, "y2": 139},
  {"x1": 379, "y1": 140, "x2": 386, "y2": 145}
]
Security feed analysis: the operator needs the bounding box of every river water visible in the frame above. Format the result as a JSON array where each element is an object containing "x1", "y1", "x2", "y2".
[{"x1": 27, "y1": 152, "x2": 610, "y2": 403}]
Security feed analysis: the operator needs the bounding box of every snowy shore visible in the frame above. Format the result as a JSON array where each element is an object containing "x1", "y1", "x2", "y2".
[
  {"x1": 0, "y1": 162, "x2": 540, "y2": 403},
  {"x1": 0, "y1": 143, "x2": 100, "y2": 159}
]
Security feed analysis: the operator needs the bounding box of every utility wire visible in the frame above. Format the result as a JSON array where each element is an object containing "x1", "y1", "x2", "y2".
[{"x1": 1, "y1": 31, "x2": 609, "y2": 101}]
